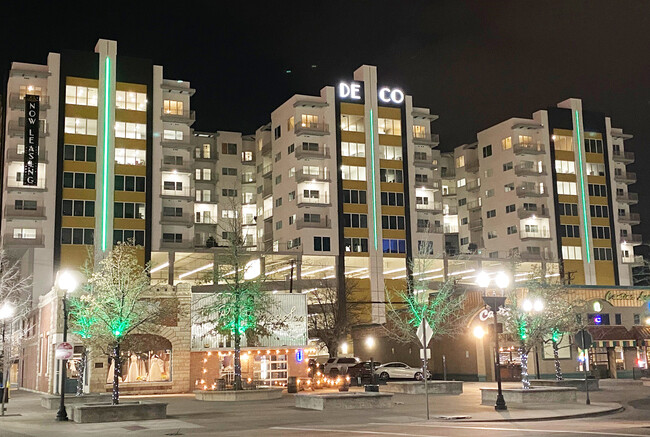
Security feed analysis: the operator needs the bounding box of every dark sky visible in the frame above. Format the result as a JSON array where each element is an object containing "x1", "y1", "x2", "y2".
[{"x1": 2, "y1": 1, "x2": 648, "y2": 237}]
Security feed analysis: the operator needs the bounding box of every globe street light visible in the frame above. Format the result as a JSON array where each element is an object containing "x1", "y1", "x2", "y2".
[
  {"x1": 55, "y1": 270, "x2": 78, "y2": 422},
  {"x1": 0, "y1": 302, "x2": 15, "y2": 416}
]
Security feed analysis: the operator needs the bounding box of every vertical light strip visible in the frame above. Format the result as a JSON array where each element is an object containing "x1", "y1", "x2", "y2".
[
  {"x1": 575, "y1": 109, "x2": 591, "y2": 263},
  {"x1": 101, "y1": 56, "x2": 111, "y2": 252},
  {"x1": 369, "y1": 109, "x2": 378, "y2": 250}
]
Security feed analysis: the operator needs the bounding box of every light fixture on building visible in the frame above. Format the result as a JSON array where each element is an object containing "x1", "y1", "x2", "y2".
[{"x1": 473, "y1": 326, "x2": 485, "y2": 339}]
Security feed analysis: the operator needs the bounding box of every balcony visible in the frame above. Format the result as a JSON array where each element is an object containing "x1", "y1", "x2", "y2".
[
  {"x1": 195, "y1": 174, "x2": 218, "y2": 184},
  {"x1": 443, "y1": 206, "x2": 458, "y2": 215},
  {"x1": 194, "y1": 152, "x2": 218, "y2": 162},
  {"x1": 161, "y1": 108, "x2": 196, "y2": 125},
  {"x1": 520, "y1": 228, "x2": 551, "y2": 240},
  {"x1": 242, "y1": 158, "x2": 256, "y2": 166},
  {"x1": 261, "y1": 163, "x2": 273, "y2": 177},
  {"x1": 612, "y1": 150, "x2": 634, "y2": 164},
  {"x1": 296, "y1": 168, "x2": 330, "y2": 183},
  {"x1": 618, "y1": 212, "x2": 641, "y2": 224},
  {"x1": 517, "y1": 206, "x2": 550, "y2": 219},
  {"x1": 413, "y1": 156, "x2": 436, "y2": 168},
  {"x1": 294, "y1": 121, "x2": 329, "y2": 136},
  {"x1": 161, "y1": 139, "x2": 193, "y2": 150},
  {"x1": 417, "y1": 224, "x2": 443, "y2": 234},
  {"x1": 441, "y1": 188, "x2": 457, "y2": 197},
  {"x1": 520, "y1": 251, "x2": 544, "y2": 262},
  {"x1": 516, "y1": 185, "x2": 548, "y2": 197},
  {"x1": 466, "y1": 180, "x2": 480, "y2": 192},
  {"x1": 621, "y1": 233, "x2": 642, "y2": 245},
  {"x1": 622, "y1": 255, "x2": 644, "y2": 265},
  {"x1": 241, "y1": 174, "x2": 256, "y2": 184},
  {"x1": 614, "y1": 172, "x2": 637, "y2": 184},
  {"x1": 514, "y1": 163, "x2": 547, "y2": 177},
  {"x1": 3, "y1": 233, "x2": 45, "y2": 247},
  {"x1": 416, "y1": 201, "x2": 443, "y2": 213},
  {"x1": 296, "y1": 217, "x2": 332, "y2": 230},
  {"x1": 295, "y1": 145, "x2": 331, "y2": 160},
  {"x1": 6, "y1": 179, "x2": 47, "y2": 191},
  {"x1": 159, "y1": 238, "x2": 194, "y2": 250},
  {"x1": 7, "y1": 119, "x2": 48, "y2": 138},
  {"x1": 195, "y1": 217, "x2": 219, "y2": 226},
  {"x1": 513, "y1": 142, "x2": 545, "y2": 155},
  {"x1": 160, "y1": 213, "x2": 194, "y2": 227},
  {"x1": 6, "y1": 147, "x2": 48, "y2": 163},
  {"x1": 161, "y1": 187, "x2": 194, "y2": 199},
  {"x1": 297, "y1": 193, "x2": 331, "y2": 207},
  {"x1": 616, "y1": 192, "x2": 639, "y2": 204},
  {"x1": 195, "y1": 193, "x2": 218, "y2": 204},
  {"x1": 465, "y1": 159, "x2": 479, "y2": 173},
  {"x1": 440, "y1": 169, "x2": 456, "y2": 179},
  {"x1": 413, "y1": 133, "x2": 440, "y2": 147},
  {"x1": 469, "y1": 218, "x2": 483, "y2": 230},
  {"x1": 414, "y1": 179, "x2": 438, "y2": 190},
  {"x1": 4, "y1": 205, "x2": 46, "y2": 220},
  {"x1": 160, "y1": 161, "x2": 193, "y2": 173},
  {"x1": 9, "y1": 93, "x2": 51, "y2": 110},
  {"x1": 467, "y1": 199, "x2": 482, "y2": 211}
]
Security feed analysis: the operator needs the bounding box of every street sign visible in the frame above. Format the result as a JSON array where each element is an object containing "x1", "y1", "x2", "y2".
[
  {"x1": 420, "y1": 348, "x2": 431, "y2": 360},
  {"x1": 416, "y1": 319, "x2": 433, "y2": 347},
  {"x1": 575, "y1": 330, "x2": 593, "y2": 350},
  {"x1": 55, "y1": 342, "x2": 74, "y2": 360}
]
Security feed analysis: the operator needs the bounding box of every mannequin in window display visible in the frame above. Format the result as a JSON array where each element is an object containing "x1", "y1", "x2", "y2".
[
  {"x1": 125, "y1": 353, "x2": 141, "y2": 383},
  {"x1": 147, "y1": 354, "x2": 165, "y2": 382}
]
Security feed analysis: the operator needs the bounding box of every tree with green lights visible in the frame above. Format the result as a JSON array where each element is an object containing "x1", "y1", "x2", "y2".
[{"x1": 68, "y1": 243, "x2": 170, "y2": 404}]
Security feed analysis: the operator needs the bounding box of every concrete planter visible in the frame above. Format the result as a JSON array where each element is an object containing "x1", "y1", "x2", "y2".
[
  {"x1": 480, "y1": 387, "x2": 577, "y2": 406},
  {"x1": 295, "y1": 392, "x2": 393, "y2": 410},
  {"x1": 384, "y1": 381, "x2": 463, "y2": 395},
  {"x1": 70, "y1": 401, "x2": 167, "y2": 423},
  {"x1": 531, "y1": 378, "x2": 600, "y2": 391},
  {"x1": 41, "y1": 393, "x2": 112, "y2": 410},
  {"x1": 194, "y1": 387, "x2": 283, "y2": 402}
]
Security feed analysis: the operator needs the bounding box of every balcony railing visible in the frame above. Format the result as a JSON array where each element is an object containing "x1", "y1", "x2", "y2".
[
  {"x1": 416, "y1": 201, "x2": 443, "y2": 212},
  {"x1": 443, "y1": 206, "x2": 458, "y2": 215},
  {"x1": 195, "y1": 217, "x2": 219, "y2": 226},
  {"x1": 161, "y1": 108, "x2": 196, "y2": 124},
  {"x1": 467, "y1": 199, "x2": 482, "y2": 211},
  {"x1": 612, "y1": 150, "x2": 635, "y2": 164},
  {"x1": 621, "y1": 233, "x2": 642, "y2": 244},
  {"x1": 160, "y1": 161, "x2": 193, "y2": 173},
  {"x1": 520, "y1": 228, "x2": 551, "y2": 240},
  {"x1": 9, "y1": 93, "x2": 51, "y2": 110},
  {"x1": 618, "y1": 212, "x2": 641, "y2": 224},
  {"x1": 514, "y1": 163, "x2": 547, "y2": 176},
  {"x1": 469, "y1": 218, "x2": 483, "y2": 230},
  {"x1": 160, "y1": 213, "x2": 194, "y2": 226},
  {"x1": 261, "y1": 164, "x2": 273, "y2": 176},
  {"x1": 441, "y1": 188, "x2": 457, "y2": 196},
  {"x1": 4, "y1": 206, "x2": 46, "y2": 220},
  {"x1": 414, "y1": 179, "x2": 439, "y2": 190},
  {"x1": 4, "y1": 233, "x2": 45, "y2": 247},
  {"x1": 614, "y1": 172, "x2": 637, "y2": 184},
  {"x1": 520, "y1": 251, "x2": 544, "y2": 262},
  {"x1": 241, "y1": 174, "x2": 256, "y2": 184},
  {"x1": 161, "y1": 187, "x2": 194, "y2": 198},
  {"x1": 440, "y1": 169, "x2": 456, "y2": 179},
  {"x1": 466, "y1": 180, "x2": 480, "y2": 192},
  {"x1": 513, "y1": 142, "x2": 545, "y2": 155},
  {"x1": 622, "y1": 255, "x2": 644, "y2": 265},
  {"x1": 7, "y1": 179, "x2": 47, "y2": 191},
  {"x1": 465, "y1": 159, "x2": 479, "y2": 173},
  {"x1": 295, "y1": 145, "x2": 330, "y2": 159},
  {"x1": 616, "y1": 192, "x2": 639, "y2": 204},
  {"x1": 6, "y1": 147, "x2": 48, "y2": 163},
  {"x1": 296, "y1": 217, "x2": 332, "y2": 230},
  {"x1": 417, "y1": 224, "x2": 443, "y2": 234},
  {"x1": 7, "y1": 119, "x2": 48, "y2": 138},
  {"x1": 296, "y1": 169, "x2": 330, "y2": 183},
  {"x1": 159, "y1": 238, "x2": 193, "y2": 249},
  {"x1": 517, "y1": 206, "x2": 550, "y2": 219},
  {"x1": 294, "y1": 121, "x2": 329, "y2": 136},
  {"x1": 297, "y1": 193, "x2": 330, "y2": 206},
  {"x1": 161, "y1": 139, "x2": 193, "y2": 149},
  {"x1": 516, "y1": 185, "x2": 548, "y2": 197},
  {"x1": 413, "y1": 156, "x2": 436, "y2": 168}
]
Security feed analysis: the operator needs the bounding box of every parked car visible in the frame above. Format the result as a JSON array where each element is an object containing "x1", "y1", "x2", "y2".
[
  {"x1": 347, "y1": 361, "x2": 381, "y2": 379},
  {"x1": 374, "y1": 362, "x2": 430, "y2": 381},
  {"x1": 324, "y1": 357, "x2": 360, "y2": 377}
]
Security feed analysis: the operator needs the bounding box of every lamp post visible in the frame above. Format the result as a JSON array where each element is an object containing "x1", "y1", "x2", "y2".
[
  {"x1": 0, "y1": 302, "x2": 15, "y2": 416},
  {"x1": 55, "y1": 271, "x2": 78, "y2": 422},
  {"x1": 365, "y1": 336, "x2": 378, "y2": 391},
  {"x1": 477, "y1": 271, "x2": 509, "y2": 411},
  {"x1": 521, "y1": 297, "x2": 544, "y2": 389}
]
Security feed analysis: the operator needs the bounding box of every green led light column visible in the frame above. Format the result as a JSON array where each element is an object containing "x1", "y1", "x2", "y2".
[
  {"x1": 101, "y1": 56, "x2": 111, "y2": 252},
  {"x1": 369, "y1": 109, "x2": 379, "y2": 250},
  {"x1": 574, "y1": 110, "x2": 591, "y2": 263}
]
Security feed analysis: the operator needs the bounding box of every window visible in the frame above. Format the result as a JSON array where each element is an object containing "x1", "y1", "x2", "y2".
[
  {"x1": 487, "y1": 231, "x2": 497, "y2": 239},
  {"x1": 64, "y1": 117, "x2": 97, "y2": 135},
  {"x1": 485, "y1": 189, "x2": 494, "y2": 198},
  {"x1": 303, "y1": 189, "x2": 320, "y2": 199},
  {"x1": 416, "y1": 196, "x2": 429, "y2": 205},
  {"x1": 502, "y1": 137, "x2": 512, "y2": 150},
  {"x1": 274, "y1": 126, "x2": 281, "y2": 139},
  {"x1": 65, "y1": 85, "x2": 98, "y2": 106},
  {"x1": 64, "y1": 145, "x2": 96, "y2": 162},
  {"x1": 275, "y1": 197, "x2": 282, "y2": 207},
  {"x1": 457, "y1": 178, "x2": 466, "y2": 188},
  {"x1": 15, "y1": 200, "x2": 37, "y2": 211},
  {"x1": 415, "y1": 174, "x2": 429, "y2": 183},
  {"x1": 593, "y1": 247, "x2": 613, "y2": 261},
  {"x1": 615, "y1": 314, "x2": 622, "y2": 325},
  {"x1": 344, "y1": 237, "x2": 368, "y2": 253},
  {"x1": 19, "y1": 85, "x2": 42, "y2": 99},
  {"x1": 460, "y1": 217, "x2": 468, "y2": 225},
  {"x1": 484, "y1": 168, "x2": 493, "y2": 178},
  {"x1": 300, "y1": 114, "x2": 319, "y2": 127},
  {"x1": 302, "y1": 142, "x2": 319, "y2": 152},
  {"x1": 114, "y1": 202, "x2": 145, "y2": 219},
  {"x1": 380, "y1": 145, "x2": 402, "y2": 160},
  {"x1": 222, "y1": 188, "x2": 237, "y2": 197},
  {"x1": 634, "y1": 314, "x2": 641, "y2": 325},
  {"x1": 413, "y1": 125, "x2": 427, "y2": 139},
  {"x1": 275, "y1": 221, "x2": 282, "y2": 230},
  {"x1": 62, "y1": 200, "x2": 94, "y2": 217},
  {"x1": 418, "y1": 240, "x2": 434, "y2": 255},
  {"x1": 456, "y1": 156, "x2": 465, "y2": 168},
  {"x1": 340, "y1": 114, "x2": 364, "y2": 132},
  {"x1": 287, "y1": 143, "x2": 295, "y2": 154},
  {"x1": 116, "y1": 175, "x2": 146, "y2": 192},
  {"x1": 552, "y1": 134, "x2": 573, "y2": 151},
  {"x1": 460, "y1": 237, "x2": 469, "y2": 245},
  {"x1": 287, "y1": 116, "x2": 294, "y2": 131},
  {"x1": 503, "y1": 161, "x2": 513, "y2": 171},
  {"x1": 382, "y1": 239, "x2": 406, "y2": 254},
  {"x1": 163, "y1": 99, "x2": 183, "y2": 115},
  {"x1": 221, "y1": 143, "x2": 237, "y2": 155},
  {"x1": 559, "y1": 203, "x2": 579, "y2": 216},
  {"x1": 343, "y1": 189, "x2": 367, "y2": 204},
  {"x1": 381, "y1": 191, "x2": 404, "y2": 206},
  {"x1": 289, "y1": 214, "x2": 295, "y2": 225},
  {"x1": 222, "y1": 167, "x2": 237, "y2": 176},
  {"x1": 287, "y1": 237, "x2": 301, "y2": 249},
  {"x1": 505, "y1": 204, "x2": 516, "y2": 213},
  {"x1": 486, "y1": 209, "x2": 496, "y2": 218},
  {"x1": 114, "y1": 230, "x2": 145, "y2": 246},
  {"x1": 381, "y1": 215, "x2": 405, "y2": 230},
  {"x1": 555, "y1": 160, "x2": 576, "y2": 174},
  {"x1": 303, "y1": 213, "x2": 321, "y2": 223},
  {"x1": 288, "y1": 191, "x2": 296, "y2": 201},
  {"x1": 379, "y1": 168, "x2": 402, "y2": 183},
  {"x1": 590, "y1": 205, "x2": 609, "y2": 218},
  {"x1": 313, "y1": 236, "x2": 331, "y2": 252},
  {"x1": 560, "y1": 225, "x2": 580, "y2": 238},
  {"x1": 275, "y1": 152, "x2": 281, "y2": 162},
  {"x1": 585, "y1": 138, "x2": 604, "y2": 153},
  {"x1": 344, "y1": 213, "x2": 369, "y2": 228},
  {"x1": 60, "y1": 228, "x2": 94, "y2": 245},
  {"x1": 116, "y1": 91, "x2": 147, "y2": 111},
  {"x1": 556, "y1": 181, "x2": 577, "y2": 195},
  {"x1": 163, "y1": 207, "x2": 183, "y2": 217},
  {"x1": 114, "y1": 122, "x2": 146, "y2": 139},
  {"x1": 242, "y1": 151, "x2": 253, "y2": 162},
  {"x1": 507, "y1": 225, "x2": 517, "y2": 235},
  {"x1": 62, "y1": 172, "x2": 95, "y2": 189},
  {"x1": 458, "y1": 198, "x2": 467, "y2": 206},
  {"x1": 115, "y1": 148, "x2": 145, "y2": 165},
  {"x1": 588, "y1": 184, "x2": 607, "y2": 197},
  {"x1": 591, "y1": 226, "x2": 611, "y2": 240},
  {"x1": 482, "y1": 144, "x2": 492, "y2": 158},
  {"x1": 377, "y1": 118, "x2": 401, "y2": 135},
  {"x1": 504, "y1": 183, "x2": 514, "y2": 192},
  {"x1": 163, "y1": 129, "x2": 183, "y2": 140},
  {"x1": 562, "y1": 246, "x2": 582, "y2": 260},
  {"x1": 586, "y1": 163, "x2": 606, "y2": 176},
  {"x1": 342, "y1": 165, "x2": 367, "y2": 181},
  {"x1": 275, "y1": 175, "x2": 282, "y2": 185}
]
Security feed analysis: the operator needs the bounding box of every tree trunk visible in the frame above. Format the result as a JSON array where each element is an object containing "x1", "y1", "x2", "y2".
[
  {"x1": 76, "y1": 348, "x2": 87, "y2": 396},
  {"x1": 233, "y1": 318, "x2": 243, "y2": 391},
  {"x1": 520, "y1": 347, "x2": 530, "y2": 389},
  {"x1": 112, "y1": 343, "x2": 121, "y2": 405},
  {"x1": 552, "y1": 340, "x2": 564, "y2": 381},
  {"x1": 327, "y1": 339, "x2": 339, "y2": 358}
]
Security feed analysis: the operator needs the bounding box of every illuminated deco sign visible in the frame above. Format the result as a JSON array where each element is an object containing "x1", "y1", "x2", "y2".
[
  {"x1": 338, "y1": 81, "x2": 404, "y2": 106},
  {"x1": 23, "y1": 95, "x2": 40, "y2": 186}
]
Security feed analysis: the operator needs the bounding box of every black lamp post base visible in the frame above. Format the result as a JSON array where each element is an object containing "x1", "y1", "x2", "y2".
[
  {"x1": 55, "y1": 407, "x2": 68, "y2": 421},
  {"x1": 495, "y1": 395, "x2": 507, "y2": 411}
]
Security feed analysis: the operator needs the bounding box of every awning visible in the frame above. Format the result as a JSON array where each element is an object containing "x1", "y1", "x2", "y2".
[
  {"x1": 631, "y1": 326, "x2": 650, "y2": 346},
  {"x1": 587, "y1": 326, "x2": 637, "y2": 348}
]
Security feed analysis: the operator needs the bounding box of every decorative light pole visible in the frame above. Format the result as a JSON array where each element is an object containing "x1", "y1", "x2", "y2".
[
  {"x1": 55, "y1": 270, "x2": 78, "y2": 422},
  {"x1": 365, "y1": 336, "x2": 377, "y2": 389},
  {"x1": 0, "y1": 302, "x2": 15, "y2": 416},
  {"x1": 477, "y1": 271, "x2": 509, "y2": 411},
  {"x1": 520, "y1": 297, "x2": 544, "y2": 389}
]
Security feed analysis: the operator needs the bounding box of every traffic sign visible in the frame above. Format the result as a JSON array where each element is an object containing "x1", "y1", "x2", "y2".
[
  {"x1": 416, "y1": 318, "x2": 433, "y2": 347},
  {"x1": 575, "y1": 330, "x2": 593, "y2": 350},
  {"x1": 420, "y1": 348, "x2": 431, "y2": 360},
  {"x1": 55, "y1": 342, "x2": 74, "y2": 360}
]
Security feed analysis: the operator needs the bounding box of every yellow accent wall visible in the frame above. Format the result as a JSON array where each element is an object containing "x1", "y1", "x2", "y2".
[
  {"x1": 114, "y1": 218, "x2": 146, "y2": 230},
  {"x1": 63, "y1": 161, "x2": 96, "y2": 173},
  {"x1": 115, "y1": 138, "x2": 147, "y2": 150},
  {"x1": 382, "y1": 229, "x2": 406, "y2": 239},
  {"x1": 116, "y1": 82, "x2": 147, "y2": 93},
  {"x1": 114, "y1": 192, "x2": 146, "y2": 202},
  {"x1": 343, "y1": 204, "x2": 369, "y2": 214},
  {"x1": 341, "y1": 131, "x2": 365, "y2": 144},
  {"x1": 64, "y1": 133, "x2": 97, "y2": 147},
  {"x1": 340, "y1": 102, "x2": 364, "y2": 115},
  {"x1": 342, "y1": 180, "x2": 367, "y2": 191},
  {"x1": 377, "y1": 107, "x2": 401, "y2": 119},
  {"x1": 344, "y1": 228, "x2": 370, "y2": 238},
  {"x1": 379, "y1": 159, "x2": 403, "y2": 170},
  {"x1": 378, "y1": 134, "x2": 401, "y2": 146},
  {"x1": 60, "y1": 246, "x2": 93, "y2": 270},
  {"x1": 62, "y1": 188, "x2": 96, "y2": 200},
  {"x1": 342, "y1": 156, "x2": 366, "y2": 167},
  {"x1": 65, "y1": 105, "x2": 98, "y2": 119},
  {"x1": 62, "y1": 217, "x2": 94, "y2": 228},
  {"x1": 595, "y1": 261, "x2": 616, "y2": 285},
  {"x1": 115, "y1": 109, "x2": 146, "y2": 124},
  {"x1": 563, "y1": 260, "x2": 585, "y2": 284},
  {"x1": 115, "y1": 164, "x2": 146, "y2": 176}
]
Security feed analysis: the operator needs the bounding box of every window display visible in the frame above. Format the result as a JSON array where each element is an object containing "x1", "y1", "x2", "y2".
[{"x1": 106, "y1": 334, "x2": 172, "y2": 383}]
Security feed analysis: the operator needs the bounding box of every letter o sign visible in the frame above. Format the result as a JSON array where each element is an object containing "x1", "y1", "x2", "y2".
[{"x1": 378, "y1": 87, "x2": 404, "y2": 105}]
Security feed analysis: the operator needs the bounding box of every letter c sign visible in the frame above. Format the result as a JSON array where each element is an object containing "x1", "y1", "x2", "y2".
[{"x1": 379, "y1": 87, "x2": 404, "y2": 105}]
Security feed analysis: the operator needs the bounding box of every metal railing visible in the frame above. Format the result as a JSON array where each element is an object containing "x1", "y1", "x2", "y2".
[
  {"x1": 159, "y1": 238, "x2": 193, "y2": 249},
  {"x1": 297, "y1": 193, "x2": 330, "y2": 206},
  {"x1": 294, "y1": 121, "x2": 329, "y2": 136},
  {"x1": 621, "y1": 234, "x2": 642, "y2": 244},
  {"x1": 612, "y1": 150, "x2": 635, "y2": 163},
  {"x1": 516, "y1": 185, "x2": 547, "y2": 197},
  {"x1": 520, "y1": 228, "x2": 551, "y2": 239},
  {"x1": 4, "y1": 206, "x2": 46, "y2": 219},
  {"x1": 513, "y1": 142, "x2": 545, "y2": 154},
  {"x1": 6, "y1": 147, "x2": 48, "y2": 163},
  {"x1": 416, "y1": 201, "x2": 443, "y2": 212},
  {"x1": 9, "y1": 93, "x2": 50, "y2": 109},
  {"x1": 466, "y1": 180, "x2": 480, "y2": 192},
  {"x1": 465, "y1": 159, "x2": 479, "y2": 173},
  {"x1": 517, "y1": 206, "x2": 549, "y2": 219},
  {"x1": 296, "y1": 217, "x2": 331, "y2": 230},
  {"x1": 161, "y1": 108, "x2": 196, "y2": 122},
  {"x1": 618, "y1": 212, "x2": 640, "y2": 223},
  {"x1": 161, "y1": 187, "x2": 194, "y2": 198},
  {"x1": 160, "y1": 213, "x2": 194, "y2": 225},
  {"x1": 7, "y1": 119, "x2": 48, "y2": 137},
  {"x1": 616, "y1": 192, "x2": 639, "y2": 203},
  {"x1": 614, "y1": 172, "x2": 637, "y2": 184},
  {"x1": 296, "y1": 168, "x2": 330, "y2": 182},
  {"x1": 469, "y1": 218, "x2": 483, "y2": 230},
  {"x1": 295, "y1": 145, "x2": 331, "y2": 159},
  {"x1": 3, "y1": 233, "x2": 45, "y2": 247},
  {"x1": 514, "y1": 163, "x2": 547, "y2": 176},
  {"x1": 467, "y1": 199, "x2": 482, "y2": 210}
]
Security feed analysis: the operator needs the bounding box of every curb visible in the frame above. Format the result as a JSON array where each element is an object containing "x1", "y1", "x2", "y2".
[{"x1": 436, "y1": 403, "x2": 624, "y2": 423}]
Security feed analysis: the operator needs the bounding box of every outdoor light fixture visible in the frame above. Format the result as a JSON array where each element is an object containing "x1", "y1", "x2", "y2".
[
  {"x1": 365, "y1": 336, "x2": 375, "y2": 348},
  {"x1": 522, "y1": 299, "x2": 533, "y2": 312},
  {"x1": 533, "y1": 299, "x2": 544, "y2": 312},
  {"x1": 494, "y1": 272, "x2": 510, "y2": 289},
  {"x1": 341, "y1": 342, "x2": 349, "y2": 355},
  {"x1": 476, "y1": 271, "x2": 490, "y2": 288},
  {"x1": 593, "y1": 301, "x2": 602, "y2": 312},
  {"x1": 57, "y1": 270, "x2": 78, "y2": 293},
  {"x1": 473, "y1": 326, "x2": 485, "y2": 339}
]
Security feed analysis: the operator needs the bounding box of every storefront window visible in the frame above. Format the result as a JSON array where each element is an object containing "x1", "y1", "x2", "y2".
[{"x1": 106, "y1": 334, "x2": 172, "y2": 383}]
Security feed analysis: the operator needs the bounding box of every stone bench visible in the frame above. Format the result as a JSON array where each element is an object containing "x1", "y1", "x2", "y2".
[
  {"x1": 295, "y1": 392, "x2": 393, "y2": 410},
  {"x1": 194, "y1": 387, "x2": 283, "y2": 402},
  {"x1": 531, "y1": 378, "x2": 600, "y2": 391},
  {"x1": 384, "y1": 381, "x2": 463, "y2": 395},
  {"x1": 41, "y1": 393, "x2": 112, "y2": 410},
  {"x1": 70, "y1": 401, "x2": 167, "y2": 423},
  {"x1": 481, "y1": 387, "x2": 577, "y2": 406}
]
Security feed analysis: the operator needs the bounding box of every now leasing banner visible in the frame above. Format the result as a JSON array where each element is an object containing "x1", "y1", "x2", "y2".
[{"x1": 23, "y1": 95, "x2": 39, "y2": 186}]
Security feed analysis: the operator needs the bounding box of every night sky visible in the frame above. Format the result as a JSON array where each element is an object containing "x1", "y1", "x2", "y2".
[{"x1": 2, "y1": 1, "x2": 648, "y2": 239}]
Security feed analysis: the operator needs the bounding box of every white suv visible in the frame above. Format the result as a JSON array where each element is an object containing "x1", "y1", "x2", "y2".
[{"x1": 323, "y1": 357, "x2": 359, "y2": 377}]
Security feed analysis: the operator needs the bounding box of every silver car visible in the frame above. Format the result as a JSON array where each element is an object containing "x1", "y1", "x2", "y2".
[{"x1": 374, "y1": 362, "x2": 430, "y2": 381}]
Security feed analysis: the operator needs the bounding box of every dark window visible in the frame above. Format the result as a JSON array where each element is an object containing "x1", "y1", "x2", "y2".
[
  {"x1": 62, "y1": 200, "x2": 73, "y2": 216},
  {"x1": 115, "y1": 175, "x2": 124, "y2": 191},
  {"x1": 64, "y1": 145, "x2": 75, "y2": 160},
  {"x1": 72, "y1": 228, "x2": 83, "y2": 245},
  {"x1": 125, "y1": 176, "x2": 135, "y2": 191},
  {"x1": 85, "y1": 174, "x2": 95, "y2": 189},
  {"x1": 74, "y1": 173, "x2": 84, "y2": 189},
  {"x1": 84, "y1": 229, "x2": 94, "y2": 245},
  {"x1": 136, "y1": 177, "x2": 146, "y2": 192},
  {"x1": 615, "y1": 314, "x2": 622, "y2": 325},
  {"x1": 482, "y1": 144, "x2": 492, "y2": 158},
  {"x1": 63, "y1": 172, "x2": 74, "y2": 188},
  {"x1": 75, "y1": 145, "x2": 85, "y2": 161},
  {"x1": 86, "y1": 146, "x2": 96, "y2": 162},
  {"x1": 61, "y1": 228, "x2": 72, "y2": 244},
  {"x1": 115, "y1": 203, "x2": 124, "y2": 218},
  {"x1": 85, "y1": 201, "x2": 94, "y2": 217},
  {"x1": 73, "y1": 200, "x2": 84, "y2": 216}
]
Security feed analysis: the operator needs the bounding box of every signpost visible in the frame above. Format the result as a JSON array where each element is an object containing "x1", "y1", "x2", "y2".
[
  {"x1": 575, "y1": 329, "x2": 593, "y2": 405},
  {"x1": 55, "y1": 342, "x2": 74, "y2": 361},
  {"x1": 417, "y1": 318, "x2": 432, "y2": 420}
]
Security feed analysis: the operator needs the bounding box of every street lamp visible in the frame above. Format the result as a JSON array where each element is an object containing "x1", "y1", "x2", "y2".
[
  {"x1": 477, "y1": 271, "x2": 509, "y2": 411},
  {"x1": 521, "y1": 297, "x2": 544, "y2": 387},
  {"x1": 365, "y1": 336, "x2": 378, "y2": 391},
  {"x1": 55, "y1": 270, "x2": 78, "y2": 422},
  {"x1": 0, "y1": 302, "x2": 15, "y2": 415}
]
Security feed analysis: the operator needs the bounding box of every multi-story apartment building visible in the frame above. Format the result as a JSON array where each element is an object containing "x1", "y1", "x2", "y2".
[{"x1": 453, "y1": 98, "x2": 639, "y2": 285}]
